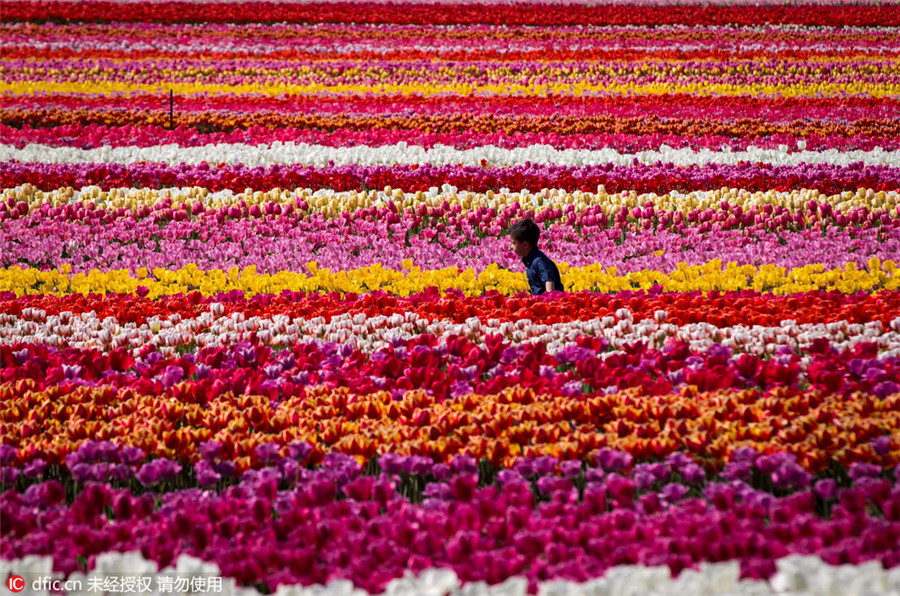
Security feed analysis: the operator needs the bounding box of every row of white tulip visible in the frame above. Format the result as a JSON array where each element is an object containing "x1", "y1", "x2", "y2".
[
  {"x1": 3, "y1": 307, "x2": 899, "y2": 359},
  {"x1": 4, "y1": 142, "x2": 899, "y2": 169},
  {"x1": 3, "y1": 552, "x2": 900, "y2": 596}
]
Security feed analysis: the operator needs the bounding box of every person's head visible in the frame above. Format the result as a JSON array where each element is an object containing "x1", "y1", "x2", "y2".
[{"x1": 509, "y1": 218, "x2": 540, "y2": 258}]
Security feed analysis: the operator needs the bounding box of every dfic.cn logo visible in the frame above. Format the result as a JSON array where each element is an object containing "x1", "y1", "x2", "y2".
[{"x1": 6, "y1": 575, "x2": 24, "y2": 593}]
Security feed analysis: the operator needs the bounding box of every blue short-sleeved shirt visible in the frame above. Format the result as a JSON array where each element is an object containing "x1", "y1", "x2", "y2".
[{"x1": 522, "y1": 247, "x2": 564, "y2": 295}]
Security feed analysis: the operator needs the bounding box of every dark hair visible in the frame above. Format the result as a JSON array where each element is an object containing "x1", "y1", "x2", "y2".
[{"x1": 509, "y1": 218, "x2": 540, "y2": 246}]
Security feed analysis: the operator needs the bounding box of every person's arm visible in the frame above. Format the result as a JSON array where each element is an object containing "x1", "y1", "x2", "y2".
[{"x1": 534, "y1": 259, "x2": 554, "y2": 294}]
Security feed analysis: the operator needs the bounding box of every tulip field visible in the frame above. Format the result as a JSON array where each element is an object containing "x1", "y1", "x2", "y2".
[{"x1": 3, "y1": 0, "x2": 900, "y2": 595}]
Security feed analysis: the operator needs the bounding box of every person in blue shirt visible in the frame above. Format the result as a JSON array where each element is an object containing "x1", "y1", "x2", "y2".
[{"x1": 508, "y1": 218, "x2": 564, "y2": 295}]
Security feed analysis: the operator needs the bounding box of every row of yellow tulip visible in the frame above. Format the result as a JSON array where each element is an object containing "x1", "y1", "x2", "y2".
[
  {"x1": 1, "y1": 260, "x2": 896, "y2": 298},
  {"x1": 4, "y1": 80, "x2": 899, "y2": 98}
]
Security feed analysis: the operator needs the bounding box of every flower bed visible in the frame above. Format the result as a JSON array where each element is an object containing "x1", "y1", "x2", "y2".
[{"x1": 2, "y1": 1, "x2": 900, "y2": 594}]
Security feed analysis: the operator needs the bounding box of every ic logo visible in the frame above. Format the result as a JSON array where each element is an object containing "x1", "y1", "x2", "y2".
[{"x1": 6, "y1": 575, "x2": 24, "y2": 593}]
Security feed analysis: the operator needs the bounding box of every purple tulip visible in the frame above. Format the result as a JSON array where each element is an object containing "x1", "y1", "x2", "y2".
[
  {"x1": 422, "y1": 482, "x2": 451, "y2": 500},
  {"x1": 513, "y1": 459, "x2": 535, "y2": 477},
  {"x1": 195, "y1": 363, "x2": 212, "y2": 379},
  {"x1": 684, "y1": 355, "x2": 705, "y2": 371},
  {"x1": 536, "y1": 476, "x2": 572, "y2": 498},
  {"x1": 89, "y1": 462, "x2": 114, "y2": 482},
  {"x1": 94, "y1": 441, "x2": 119, "y2": 462},
  {"x1": 680, "y1": 463, "x2": 706, "y2": 485},
  {"x1": 500, "y1": 346, "x2": 519, "y2": 364},
  {"x1": 665, "y1": 452, "x2": 694, "y2": 472},
  {"x1": 378, "y1": 453, "x2": 403, "y2": 476},
  {"x1": 848, "y1": 462, "x2": 882, "y2": 482},
  {"x1": 755, "y1": 452, "x2": 793, "y2": 475},
  {"x1": 532, "y1": 456, "x2": 559, "y2": 477},
  {"x1": 159, "y1": 365, "x2": 185, "y2": 388},
  {"x1": 70, "y1": 463, "x2": 92, "y2": 483},
  {"x1": 594, "y1": 449, "x2": 632, "y2": 473},
  {"x1": 404, "y1": 456, "x2": 433, "y2": 476},
  {"x1": 64, "y1": 449, "x2": 83, "y2": 469},
  {"x1": 119, "y1": 446, "x2": 145, "y2": 466},
  {"x1": 195, "y1": 461, "x2": 222, "y2": 488},
  {"x1": 199, "y1": 441, "x2": 223, "y2": 462},
  {"x1": 771, "y1": 461, "x2": 812, "y2": 490},
  {"x1": 706, "y1": 342, "x2": 733, "y2": 361},
  {"x1": 661, "y1": 482, "x2": 689, "y2": 503},
  {"x1": 556, "y1": 345, "x2": 597, "y2": 366},
  {"x1": 431, "y1": 464, "x2": 452, "y2": 481},
  {"x1": 75, "y1": 441, "x2": 100, "y2": 463},
  {"x1": 496, "y1": 469, "x2": 524, "y2": 486},
  {"x1": 263, "y1": 363, "x2": 282, "y2": 380},
  {"x1": 559, "y1": 460, "x2": 582, "y2": 479},
  {"x1": 870, "y1": 436, "x2": 892, "y2": 457},
  {"x1": 450, "y1": 381, "x2": 473, "y2": 398},
  {"x1": 109, "y1": 464, "x2": 133, "y2": 482},
  {"x1": 873, "y1": 381, "x2": 900, "y2": 399},
  {"x1": 243, "y1": 467, "x2": 282, "y2": 488},
  {"x1": 287, "y1": 441, "x2": 312, "y2": 464},
  {"x1": 451, "y1": 455, "x2": 478, "y2": 475},
  {"x1": 255, "y1": 442, "x2": 283, "y2": 464},
  {"x1": 775, "y1": 345, "x2": 794, "y2": 357},
  {"x1": 722, "y1": 460, "x2": 753, "y2": 482},
  {"x1": 136, "y1": 459, "x2": 182, "y2": 487},
  {"x1": 0, "y1": 445, "x2": 17, "y2": 465},
  {"x1": 0, "y1": 466, "x2": 19, "y2": 485},
  {"x1": 560, "y1": 380, "x2": 585, "y2": 396},
  {"x1": 214, "y1": 459, "x2": 237, "y2": 477},
  {"x1": 731, "y1": 447, "x2": 760, "y2": 464},
  {"x1": 634, "y1": 469, "x2": 656, "y2": 491},
  {"x1": 585, "y1": 467, "x2": 606, "y2": 485},
  {"x1": 23, "y1": 458, "x2": 48, "y2": 479},
  {"x1": 322, "y1": 452, "x2": 358, "y2": 472}
]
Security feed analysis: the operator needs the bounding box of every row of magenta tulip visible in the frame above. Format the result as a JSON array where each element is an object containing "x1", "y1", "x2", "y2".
[
  {"x1": 2, "y1": 196, "x2": 896, "y2": 276},
  {"x1": 5, "y1": 94, "x2": 895, "y2": 124},
  {"x1": 2, "y1": 453, "x2": 899, "y2": 592},
  {"x1": 2, "y1": 324, "x2": 898, "y2": 394},
  {"x1": 3, "y1": 161, "x2": 900, "y2": 195},
  {"x1": 7, "y1": 93, "x2": 894, "y2": 120},
  {"x1": 3, "y1": 123, "x2": 898, "y2": 153},
  {"x1": 4, "y1": 2, "x2": 898, "y2": 27},
  {"x1": 2, "y1": 289, "x2": 897, "y2": 328}
]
